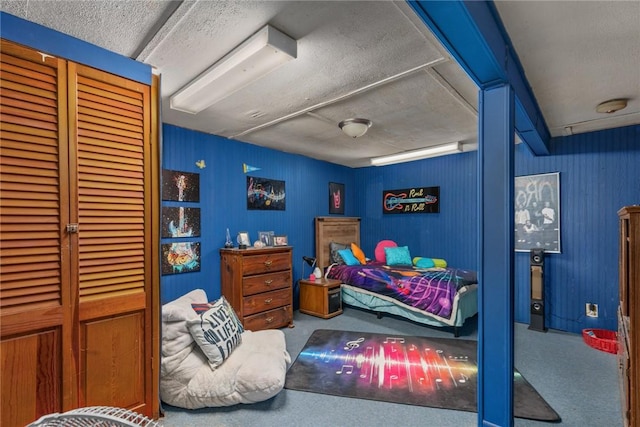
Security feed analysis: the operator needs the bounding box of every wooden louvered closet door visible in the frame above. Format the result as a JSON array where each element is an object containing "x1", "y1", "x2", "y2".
[{"x1": 0, "y1": 39, "x2": 158, "y2": 426}]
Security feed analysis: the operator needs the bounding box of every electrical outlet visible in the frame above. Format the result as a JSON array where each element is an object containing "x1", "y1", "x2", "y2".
[{"x1": 586, "y1": 303, "x2": 598, "y2": 318}]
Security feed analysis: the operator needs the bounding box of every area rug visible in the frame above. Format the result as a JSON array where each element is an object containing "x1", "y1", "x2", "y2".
[{"x1": 285, "y1": 329, "x2": 561, "y2": 422}]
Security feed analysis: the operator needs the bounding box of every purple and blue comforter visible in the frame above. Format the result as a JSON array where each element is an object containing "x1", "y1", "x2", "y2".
[{"x1": 326, "y1": 264, "x2": 477, "y2": 319}]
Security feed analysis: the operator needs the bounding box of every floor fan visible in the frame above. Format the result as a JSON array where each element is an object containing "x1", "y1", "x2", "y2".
[{"x1": 28, "y1": 406, "x2": 160, "y2": 427}]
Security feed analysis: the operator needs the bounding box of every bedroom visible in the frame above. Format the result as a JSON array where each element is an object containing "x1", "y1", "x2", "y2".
[{"x1": 1, "y1": 1, "x2": 639, "y2": 426}]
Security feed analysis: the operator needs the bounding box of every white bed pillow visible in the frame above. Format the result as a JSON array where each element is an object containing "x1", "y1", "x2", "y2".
[{"x1": 187, "y1": 296, "x2": 243, "y2": 368}]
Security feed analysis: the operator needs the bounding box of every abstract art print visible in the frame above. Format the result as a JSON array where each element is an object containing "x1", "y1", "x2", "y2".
[
  {"x1": 161, "y1": 207, "x2": 201, "y2": 238},
  {"x1": 161, "y1": 241, "x2": 200, "y2": 275},
  {"x1": 247, "y1": 176, "x2": 285, "y2": 210},
  {"x1": 514, "y1": 172, "x2": 560, "y2": 253},
  {"x1": 329, "y1": 182, "x2": 345, "y2": 214},
  {"x1": 162, "y1": 169, "x2": 200, "y2": 202}
]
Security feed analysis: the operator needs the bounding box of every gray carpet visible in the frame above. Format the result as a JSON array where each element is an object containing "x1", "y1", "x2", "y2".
[{"x1": 160, "y1": 306, "x2": 622, "y2": 427}]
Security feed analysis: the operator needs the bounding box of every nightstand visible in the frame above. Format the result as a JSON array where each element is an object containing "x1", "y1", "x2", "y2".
[{"x1": 299, "y1": 278, "x2": 342, "y2": 319}]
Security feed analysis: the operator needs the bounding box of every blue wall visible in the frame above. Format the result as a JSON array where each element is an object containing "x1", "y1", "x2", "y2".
[
  {"x1": 161, "y1": 124, "x2": 354, "y2": 304},
  {"x1": 353, "y1": 124, "x2": 639, "y2": 334},
  {"x1": 163, "y1": 123, "x2": 639, "y2": 334},
  {"x1": 353, "y1": 149, "x2": 478, "y2": 271},
  {"x1": 5, "y1": 9, "x2": 638, "y2": 335},
  {"x1": 514, "y1": 125, "x2": 640, "y2": 333}
]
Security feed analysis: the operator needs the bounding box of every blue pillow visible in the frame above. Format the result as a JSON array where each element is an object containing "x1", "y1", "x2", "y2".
[
  {"x1": 338, "y1": 248, "x2": 361, "y2": 266},
  {"x1": 385, "y1": 246, "x2": 412, "y2": 266}
]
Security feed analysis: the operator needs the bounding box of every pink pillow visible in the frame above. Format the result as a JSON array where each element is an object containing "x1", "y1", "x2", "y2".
[{"x1": 375, "y1": 240, "x2": 397, "y2": 263}]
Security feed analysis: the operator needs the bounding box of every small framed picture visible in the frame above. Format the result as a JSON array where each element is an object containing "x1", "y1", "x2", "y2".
[
  {"x1": 258, "y1": 231, "x2": 272, "y2": 246},
  {"x1": 237, "y1": 231, "x2": 250, "y2": 247},
  {"x1": 274, "y1": 235, "x2": 288, "y2": 246},
  {"x1": 329, "y1": 182, "x2": 345, "y2": 214}
]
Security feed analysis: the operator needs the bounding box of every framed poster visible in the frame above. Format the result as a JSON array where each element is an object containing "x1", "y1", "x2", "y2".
[
  {"x1": 382, "y1": 186, "x2": 439, "y2": 214},
  {"x1": 247, "y1": 176, "x2": 285, "y2": 210},
  {"x1": 329, "y1": 182, "x2": 345, "y2": 214},
  {"x1": 162, "y1": 169, "x2": 200, "y2": 202},
  {"x1": 161, "y1": 241, "x2": 200, "y2": 275},
  {"x1": 514, "y1": 172, "x2": 560, "y2": 253},
  {"x1": 161, "y1": 207, "x2": 201, "y2": 238}
]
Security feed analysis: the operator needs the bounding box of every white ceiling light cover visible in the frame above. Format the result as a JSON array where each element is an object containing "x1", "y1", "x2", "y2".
[{"x1": 170, "y1": 25, "x2": 297, "y2": 114}]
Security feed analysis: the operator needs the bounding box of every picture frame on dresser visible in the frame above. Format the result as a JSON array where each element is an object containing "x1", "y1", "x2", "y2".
[
  {"x1": 237, "y1": 231, "x2": 250, "y2": 247},
  {"x1": 258, "y1": 231, "x2": 272, "y2": 246},
  {"x1": 274, "y1": 235, "x2": 288, "y2": 246}
]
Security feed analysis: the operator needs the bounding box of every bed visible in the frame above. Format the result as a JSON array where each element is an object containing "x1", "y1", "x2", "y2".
[{"x1": 315, "y1": 217, "x2": 478, "y2": 337}]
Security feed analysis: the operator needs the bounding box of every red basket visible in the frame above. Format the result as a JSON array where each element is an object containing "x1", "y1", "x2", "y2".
[{"x1": 582, "y1": 328, "x2": 618, "y2": 354}]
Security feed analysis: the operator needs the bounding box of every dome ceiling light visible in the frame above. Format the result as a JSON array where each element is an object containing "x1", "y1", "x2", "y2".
[
  {"x1": 596, "y1": 98, "x2": 628, "y2": 114},
  {"x1": 338, "y1": 118, "x2": 372, "y2": 138}
]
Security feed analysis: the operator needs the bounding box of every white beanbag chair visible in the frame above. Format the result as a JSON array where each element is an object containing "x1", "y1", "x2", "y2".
[{"x1": 160, "y1": 289, "x2": 291, "y2": 409}]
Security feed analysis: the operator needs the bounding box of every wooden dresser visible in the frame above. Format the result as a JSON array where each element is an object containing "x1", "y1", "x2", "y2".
[
  {"x1": 220, "y1": 246, "x2": 293, "y2": 331},
  {"x1": 618, "y1": 206, "x2": 640, "y2": 427}
]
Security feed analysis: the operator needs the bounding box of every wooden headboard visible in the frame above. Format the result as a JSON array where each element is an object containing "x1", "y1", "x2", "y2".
[{"x1": 315, "y1": 217, "x2": 361, "y2": 269}]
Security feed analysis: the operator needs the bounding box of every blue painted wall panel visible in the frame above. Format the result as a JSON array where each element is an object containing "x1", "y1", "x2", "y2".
[
  {"x1": 352, "y1": 125, "x2": 638, "y2": 335},
  {"x1": 161, "y1": 124, "x2": 354, "y2": 304},
  {"x1": 353, "y1": 151, "x2": 478, "y2": 271},
  {"x1": 514, "y1": 125, "x2": 640, "y2": 333},
  {"x1": 7, "y1": 4, "x2": 636, "y2": 336}
]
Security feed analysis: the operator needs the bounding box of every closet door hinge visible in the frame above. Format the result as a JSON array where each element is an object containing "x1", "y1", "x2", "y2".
[{"x1": 66, "y1": 223, "x2": 79, "y2": 233}]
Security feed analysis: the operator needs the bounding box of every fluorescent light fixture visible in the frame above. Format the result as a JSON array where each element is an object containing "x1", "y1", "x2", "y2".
[
  {"x1": 170, "y1": 25, "x2": 297, "y2": 114},
  {"x1": 370, "y1": 142, "x2": 462, "y2": 166}
]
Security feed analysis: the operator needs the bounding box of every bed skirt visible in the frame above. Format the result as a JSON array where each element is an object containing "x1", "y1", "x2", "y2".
[{"x1": 341, "y1": 283, "x2": 478, "y2": 328}]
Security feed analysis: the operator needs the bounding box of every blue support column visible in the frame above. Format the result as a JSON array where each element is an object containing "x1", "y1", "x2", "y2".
[{"x1": 477, "y1": 83, "x2": 515, "y2": 427}]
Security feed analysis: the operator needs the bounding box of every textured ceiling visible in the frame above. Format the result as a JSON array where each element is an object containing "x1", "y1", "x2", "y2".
[
  {"x1": 493, "y1": 1, "x2": 640, "y2": 137},
  {"x1": 1, "y1": 0, "x2": 638, "y2": 167}
]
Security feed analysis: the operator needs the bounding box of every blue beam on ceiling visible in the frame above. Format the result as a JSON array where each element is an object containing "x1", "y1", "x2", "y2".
[{"x1": 407, "y1": 0, "x2": 550, "y2": 156}]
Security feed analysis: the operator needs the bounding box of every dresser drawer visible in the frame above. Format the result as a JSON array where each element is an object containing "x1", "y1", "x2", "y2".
[
  {"x1": 241, "y1": 252, "x2": 291, "y2": 275},
  {"x1": 243, "y1": 288, "x2": 291, "y2": 316},
  {"x1": 243, "y1": 305, "x2": 292, "y2": 331},
  {"x1": 243, "y1": 271, "x2": 291, "y2": 295}
]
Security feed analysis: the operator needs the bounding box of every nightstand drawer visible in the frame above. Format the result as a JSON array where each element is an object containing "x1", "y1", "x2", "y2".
[
  {"x1": 243, "y1": 288, "x2": 290, "y2": 315},
  {"x1": 243, "y1": 305, "x2": 292, "y2": 331},
  {"x1": 242, "y1": 252, "x2": 290, "y2": 275},
  {"x1": 243, "y1": 271, "x2": 291, "y2": 295}
]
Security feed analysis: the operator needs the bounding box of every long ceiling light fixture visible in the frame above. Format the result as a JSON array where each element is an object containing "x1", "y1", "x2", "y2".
[
  {"x1": 370, "y1": 142, "x2": 462, "y2": 166},
  {"x1": 170, "y1": 25, "x2": 297, "y2": 114}
]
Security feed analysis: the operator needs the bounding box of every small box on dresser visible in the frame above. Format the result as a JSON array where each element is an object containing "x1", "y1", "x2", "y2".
[{"x1": 220, "y1": 246, "x2": 293, "y2": 331}]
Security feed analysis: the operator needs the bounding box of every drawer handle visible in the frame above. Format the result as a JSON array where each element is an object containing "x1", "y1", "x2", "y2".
[
  {"x1": 264, "y1": 260, "x2": 272, "y2": 267},
  {"x1": 264, "y1": 298, "x2": 273, "y2": 304},
  {"x1": 264, "y1": 279, "x2": 273, "y2": 285},
  {"x1": 265, "y1": 317, "x2": 274, "y2": 323}
]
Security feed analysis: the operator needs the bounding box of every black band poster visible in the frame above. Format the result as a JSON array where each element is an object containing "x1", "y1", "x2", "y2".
[{"x1": 382, "y1": 187, "x2": 440, "y2": 214}]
